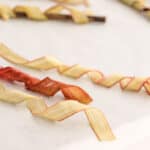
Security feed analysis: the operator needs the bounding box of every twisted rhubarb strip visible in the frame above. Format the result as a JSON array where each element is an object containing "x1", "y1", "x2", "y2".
[
  {"x1": 120, "y1": 0, "x2": 150, "y2": 19},
  {"x1": 0, "y1": 4, "x2": 103, "y2": 24},
  {"x1": 0, "y1": 43, "x2": 150, "y2": 95},
  {"x1": 0, "y1": 66, "x2": 92, "y2": 104},
  {"x1": 0, "y1": 82, "x2": 115, "y2": 141}
]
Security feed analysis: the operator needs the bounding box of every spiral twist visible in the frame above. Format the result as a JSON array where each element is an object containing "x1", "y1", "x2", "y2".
[
  {"x1": 0, "y1": 82, "x2": 115, "y2": 141},
  {"x1": 0, "y1": 4, "x2": 90, "y2": 24},
  {"x1": 0, "y1": 66, "x2": 92, "y2": 104},
  {"x1": 120, "y1": 0, "x2": 150, "y2": 19},
  {"x1": 0, "y1": 43, "x2": 150, "y2": 95}
]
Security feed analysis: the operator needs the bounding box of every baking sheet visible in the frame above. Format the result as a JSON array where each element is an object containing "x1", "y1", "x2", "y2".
[{"x1": 0, "y1": 0, "x2": 150, "y2": 149}]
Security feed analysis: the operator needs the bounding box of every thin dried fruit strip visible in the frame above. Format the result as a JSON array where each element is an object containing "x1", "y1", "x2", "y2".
[
  {"x1": 0, "y1": 43, "x2": 150, "y2": 95},
  {"x1": 0, "y1": 4, "x2": 105, "y2": 24},
  {"x1": 120, "y1": 0, "x2": 150, "y2": 19},
  {"x1": 14, "y1": 6, "x2": 47, "y2": 20},
  {"x1": 45, "y1": 5, "x2": 89, "y2": 23},
  {"x1": 0, "y1": 66, "x2": 92, "y2": 104},
  {"x1": 0, "y1": 82, "x2": 115, "y2": 141},
  {"x1": 0, "y1": 5, "x2": 15, "y2": 20}
]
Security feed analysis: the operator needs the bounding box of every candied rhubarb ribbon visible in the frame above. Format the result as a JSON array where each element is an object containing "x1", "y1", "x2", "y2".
[
  {"x1": 0, "y1": 43, "x2": 150, "y2": 95},
  {"x1": 0, "y1": 66, "x2": 92, "y2": 104},
  {"x1": 0, "y1": 4, "x2": 105, "y2": 24},
  {"x1": 120, "y1": 0, "x2": 150, "y2": 19},
  {"x1": 0, "y1": 82, "x2": 115, "y2": 141}
]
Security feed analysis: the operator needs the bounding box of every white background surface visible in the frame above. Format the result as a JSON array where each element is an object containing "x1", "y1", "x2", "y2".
[{"x1": 0, "y1": 0, "x2": 150, "y2": 149}]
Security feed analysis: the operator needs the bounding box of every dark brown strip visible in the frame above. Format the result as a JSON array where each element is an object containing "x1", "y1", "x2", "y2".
[
  {"x1": 142, "y1": 7, "x2": 150, "y2": 12},
  {"x1": 46, "y1": 13, "x2": 106, "y2": 22},
  {"x1": 15, "y1": 12, "x2": 106, "y2": 23}
]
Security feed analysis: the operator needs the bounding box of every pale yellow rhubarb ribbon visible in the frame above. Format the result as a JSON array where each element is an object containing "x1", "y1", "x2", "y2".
[
  {"x1": 0, "y1": 43, "x2": 150, "y2": 95},
  {"x1": 0, "y1": 82, "x2": 115, "y2": 141},
  {"x1": 0, "y1": 4, "x2": 89, "y2": 24},
  {"x1": 120, "y1": 0, "x2": 150, "y2": 19}
]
